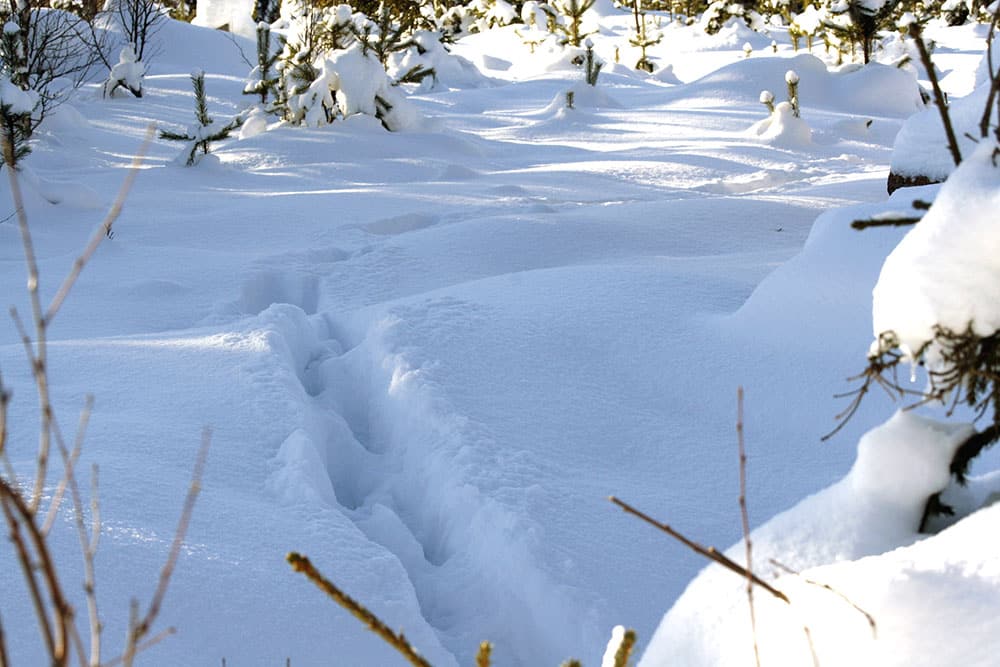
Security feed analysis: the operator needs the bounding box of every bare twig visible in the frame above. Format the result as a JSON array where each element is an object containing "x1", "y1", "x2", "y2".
[
  {"x1": 5, "y1": 151, "x2": 52, "y2": 512},
  {"x1": 850, "y1": 216, "x2": 921, "y2": 230},
  {"x1": 771, "y1": 560, "x2": 877, "y2": 638},
  {"x1": 909, "y1": 23, "x2": 962, "y2": 167},
  {"x1": 122, "y1": 428, "x2": 210, "y2": 667},
  {"x1": 0, "y1": 611, "x2": 9, "y2": 667},
  {"x1": 42, "y1": 397, "x2": 93, "y2": 535},
  {"x1": 285, "y1": 552, "x2": 432, "y2": 667},
  {"x1": 101, "y1": 626, "x2": 176, "y2": 667},
  {"x1": 0, "y1": 475, "x2": 73, "y2": 664},
  {"x1": 609, "y1": 496, "x2": 789, "y2": 603},
  {"x1": 45, "y1": 124, "x2": 155, "y2": 326},
  {"x1": 737, "y1": 387, "x2": 760, "y2": 667}
]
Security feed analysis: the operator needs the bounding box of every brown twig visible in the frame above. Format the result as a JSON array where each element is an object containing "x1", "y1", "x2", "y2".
[
  {"x1": 850, "y1": 216, "x2": 922, "y2": 230},
  {"x1": 101, "y1": 626, "x2": 176, "y2": 667},
  {"x1": 5, "y1": 147, "x2": 52, "y2": 512},
  {"x1": 736, "y1": 387, "x2": 760, "y2": 667},
  {"x1": 0, "y1": 611, "x2": 9, "y2": 667},
  {"x1": 122, "y1": 428, "x2": 210, "y2": 667},
  {"x1": 609, "y1": 496, "x2": 789, "y2": 603},
  {"x1": 909, "y1": 22, "x2": 962, "y2": 167},
  {"x1": 0, "y1": 475, "x2": 73, "y2": 664},
  {"x1": 285, "y1": 552, "x2": 432, "y2": 667},
  {"x1": 770, "y1": 560, "x2": 877, "y2": 638}
]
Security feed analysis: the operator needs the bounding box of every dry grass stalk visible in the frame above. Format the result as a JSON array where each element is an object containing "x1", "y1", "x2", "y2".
[
  {"x1": 612, "y1": 628, "x2": 637, "y2": 667},
  {"x1": 736, "y1": 387, "x2": 760, "y2": 667},
  {"x1": 770, "y1": 559, "x2": 877, "y2": 638}
]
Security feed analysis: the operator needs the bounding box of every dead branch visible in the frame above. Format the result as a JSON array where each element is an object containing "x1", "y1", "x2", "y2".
[
  {"x1": 285, "y1": 552, "x2": 432, "y2": 667},
  {"x1": 609, "y1": 496, "x2": 790, "y2": 603},
  {"x1": 909, "y1": 22, "x2": 962, "y2": 167}
]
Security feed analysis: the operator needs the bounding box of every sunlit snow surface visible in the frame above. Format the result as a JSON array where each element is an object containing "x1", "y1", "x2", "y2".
[{"x1": 0, "y1": 10, "x2": 998, "y2": 667}]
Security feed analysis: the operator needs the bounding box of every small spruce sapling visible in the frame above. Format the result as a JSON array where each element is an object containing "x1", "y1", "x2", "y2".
[
  {"x1": 244, "y1": 22, "x2": 281, "y2": 105},
  {"x1": 785, "y1": 69, "x2": 800, "y2": 117},
  {"x1": 159, "y1": 71, "x2": 241, "y2": 166},
  {"x1": 759, "y1": 89, "x2": 775, "y2": 113},
  {"x1": 551, "y1": 0, "x2": 595, "y2": 46},
  {"x1": 629, "y1": 0, "x2": 661, "y2": 73},
  {"x1": 583, "y1": 37, "x2": 602, "y2": 85}
]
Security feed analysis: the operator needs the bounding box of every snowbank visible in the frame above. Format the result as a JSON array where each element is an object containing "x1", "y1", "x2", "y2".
[{"x1": 640, "y1": 411, "x2": 983, "y2": 666}]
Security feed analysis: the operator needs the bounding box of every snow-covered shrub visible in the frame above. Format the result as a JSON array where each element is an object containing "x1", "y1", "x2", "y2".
[
  {"x1": 581, "y1": 37, "x2": 602, "y2": 84},
  {"x1": 467, "y1": 0, "x2": 518, "y2": 31},
  {"x1": 279, "y1": 43, "x2": 420, "y2": 130},
  {"x1": 102, "y1": 43, "x2": 145, "y2": 98},
  {"x1": 159, "y1": 71, "x2": 241, "y2": 165}
]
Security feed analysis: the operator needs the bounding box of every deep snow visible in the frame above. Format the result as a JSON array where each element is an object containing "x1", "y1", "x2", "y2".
[{"x1": 1, "y1": 8, "x2": 998, "y2": 667}]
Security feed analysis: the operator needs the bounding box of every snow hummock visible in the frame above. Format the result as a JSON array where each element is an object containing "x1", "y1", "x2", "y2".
[
  {"x1": 640, "y1": 411, "x2": 975, "y2": 667},
  {"x1": 748, "y1": 100, "x2": 812, "y2": 146},
  {"x1": 873, "y1": 140, "x2": 1000, "y2": 358}
]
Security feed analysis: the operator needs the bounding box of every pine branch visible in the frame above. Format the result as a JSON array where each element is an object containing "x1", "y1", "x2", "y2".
[{"x1": 909, "y1": 22, "x2": 962, "y2": 167}]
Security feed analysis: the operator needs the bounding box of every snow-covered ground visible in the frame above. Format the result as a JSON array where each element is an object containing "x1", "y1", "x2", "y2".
[{"x1": 1, "y1": 7, "x2": 998, "y2": 666}]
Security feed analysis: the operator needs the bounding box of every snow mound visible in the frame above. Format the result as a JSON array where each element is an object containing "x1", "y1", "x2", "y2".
[
  {"x1": 640, "y1": 410, "x2": 975, "y2": 667},
  {"x1": 873, "y1": 141, "x2": 1000, "y2": 357},
  {"x1": 681, "y1": 54, "x2": 924, "y2": 116},
  {"x1": 889, "y1": 80, "x2": 991, "y2": 182},
  {"x1": 747, "y1": 101, "x2": 812, "y2": 147}
]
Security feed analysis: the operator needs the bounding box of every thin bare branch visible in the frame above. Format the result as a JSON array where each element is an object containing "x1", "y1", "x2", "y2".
[
  {"x1": 737, "y1": 387, "x2": 760, "y2": 667},
  {"x1": 45, "y1": 124, "x2": 156, "y2": 327},
  {"x1": 122, "y1": 428, "x2": 210, "y2": 666},
  {"x1": 101, "y1": 626, "x2": 176, "y2": 667},
  {"x1": 909, "y1": 23, "x2": 962, "y2": 167},
  {"x1": 285, "y1": 552, "x2": 432, "y2": 667},
  {"x1": 42, "y1": 397, "x2": 93, "y2": 536},
  {"x1": 4, "y1": 150, "x2": 53, "y2": 513},
  {"x1": 609, "y1": 496, "x2": 790, "y2": 603},
  {"x1": 770, "y1": 559, "x2": 877, "y2": 638},
  {"x1": 0, "y1": 611, "x2": 9, "y2": 667}
]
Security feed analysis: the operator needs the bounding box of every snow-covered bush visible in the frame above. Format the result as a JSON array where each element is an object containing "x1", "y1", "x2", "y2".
[
  {"x1": 159, "y1": 71, "x2": 242, "y2": 165},
  {"x1": 0, "y1": 73, "x2": 39, "y2": 168},
  {"x1": 102, "y1": 43, "x2": 145, "y2": 98}
]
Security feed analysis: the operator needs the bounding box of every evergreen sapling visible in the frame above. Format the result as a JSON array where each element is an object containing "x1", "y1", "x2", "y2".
[
  {"x1": 103, "y1": 43, "x2": 145, "y2": 98},
  {"x1": 159, "y1": 70, "x2": 241, "y2": 166}
]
